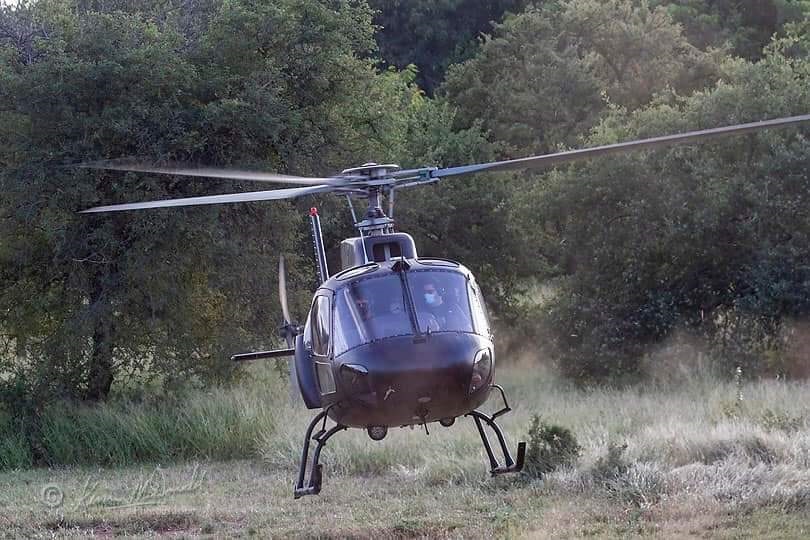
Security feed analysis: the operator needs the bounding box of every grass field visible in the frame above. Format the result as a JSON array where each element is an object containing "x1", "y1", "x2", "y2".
[{"x1": 1, "y1": 364, "x2": 809, "y2": 538}]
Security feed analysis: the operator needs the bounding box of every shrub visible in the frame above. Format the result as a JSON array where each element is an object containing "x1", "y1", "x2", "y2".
[
  {"x1": 523, "y1": 414, "x2": 581, "y2": 478},
  {"x1": 760, "y1": 408, "x2": 806, "y2": 432},
  {"x1": 590, "y1": 442, "x2": 630, "y2": 483},
  {"x1": 588, "y1": 442, "x2": 667, "y2": 505}
]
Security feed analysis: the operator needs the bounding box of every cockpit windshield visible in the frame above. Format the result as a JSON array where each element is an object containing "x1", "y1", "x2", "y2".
[
  {"x1": 410, "y1": 269, "x2": 474, "y2": 334},
  {"x1": 333, "y1": 275, "x2": 411, "y2": 355},
  {"x1": 332, "y1": 269, "x2": 477, "y2": 356}
]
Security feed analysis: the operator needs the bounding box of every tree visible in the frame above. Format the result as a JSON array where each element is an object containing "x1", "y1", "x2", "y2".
[
  {"x1": 653, "y1": 0, "x2": 810, "y2": 60},
  {"x1": 442, "y1": 0, "x2": 724, "y2": 157},
  {"x1": 560, "y1": 0, "x2": 723, "y2": 110},
  {"x1": 443, "y1": 7, "x2": 604, "y2": 158},
  {"x1": 394, "y1": 98, "x2": 548, "y2": 318},
  {"x1": 369, "y1": 0, "x2": 531, "y2": 94},
  {"x1": 0, "y1": 0, "x2": 418, "y2": 402},
  {"x1": 534, "y1": 39, "x2": 810, "y2": 379}
]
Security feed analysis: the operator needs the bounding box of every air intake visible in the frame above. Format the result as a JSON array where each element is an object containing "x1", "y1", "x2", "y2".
[{"x1": 340, "y1": 233, "x2": 418, "y2": 269}]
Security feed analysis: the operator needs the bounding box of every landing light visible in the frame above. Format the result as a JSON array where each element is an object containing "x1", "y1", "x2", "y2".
[{"x1": 470, "y1": 348, "x2": 493, "y2": 393}]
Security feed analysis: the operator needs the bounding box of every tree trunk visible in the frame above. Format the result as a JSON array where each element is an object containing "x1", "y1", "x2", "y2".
[
  {"x1": 86, "y1": 320, "x2": 114, "y2": 401},
  {"x1": 85, "y1": 271, "x2": 115, "y2": 402}
]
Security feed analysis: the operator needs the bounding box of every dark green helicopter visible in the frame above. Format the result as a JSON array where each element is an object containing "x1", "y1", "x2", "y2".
[{"x1": 80, "y1": 114, "x2": 810, "y2": 498}]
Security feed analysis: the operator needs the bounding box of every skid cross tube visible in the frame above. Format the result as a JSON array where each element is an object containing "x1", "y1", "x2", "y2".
[
  {"x1": 466, "y1": 409, "x2": 526, "y2": 476},
  {"x1": 489, "y1": 384, "x2": 512, "y2": 420},
  {"x1": 295, "y1": 410, "x2": 348, "y2": 498}
]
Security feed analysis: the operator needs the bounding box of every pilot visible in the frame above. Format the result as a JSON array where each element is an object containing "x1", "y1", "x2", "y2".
[{"x1": 421, "y1": 279, "x2": 469, "y2": 330}]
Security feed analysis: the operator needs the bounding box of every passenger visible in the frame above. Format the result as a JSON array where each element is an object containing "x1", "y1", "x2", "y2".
[{"x1": 354, "y1": 293, "x2": 372, "y2": 321}]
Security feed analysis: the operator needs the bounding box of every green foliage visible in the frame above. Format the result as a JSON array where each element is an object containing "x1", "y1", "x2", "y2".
[
  {"x1": 536, "y1": 37, "x2": 810, "y2": 380},
  {"x1": 759, "y1": 408, "x2": 806, "y2": 432},
  {"x1": 590, "y1": 442, "x2": 630, "y2": 483},
  {"x1": 444, "y1": 6, "x2": 604, "y2": 156},
  {"x1": 560, "y1": 0, "x2": 723, "y2": 110},
  {"x1": 0, "y1": 377, "x2": 38, "y2": 469},
  {"x1": 0, "y1": 380, "x2": 278, "y2": 470},
  {"x1": 369, "y1": 0, "x2": 531, "y2": 94},
  {"x1": 393, "y1": 99, "x2": 546, "y2": 315},
  {"x1": 0, "y1": 0, "x2": 421, "y2": 409},
  {"x1": 0, "y1": 430, "x2": 32, "y2": 470},
  {"x1": 443, "y1": 0, "x2": 724, "y2": 156},
  {"x1": 0, "y1": 0, "x2": 807, "y2": 429},
  {"x1": 523, "y1": 414, "x2": 581, "y2": 477},
  {"x1": 653, "y1": 0, "x2": 810, "y2": 60}
]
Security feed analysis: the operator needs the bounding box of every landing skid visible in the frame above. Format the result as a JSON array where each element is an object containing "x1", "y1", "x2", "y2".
[
  {"x1": 466, "y1": 384, "x2": 526, "y2": 475},
  {"x1": 294, "y1": 408, "x2": 347, "y2": 499},
  {"x1": 293, "y1": 385, "x2": 525, "y2": 498}
]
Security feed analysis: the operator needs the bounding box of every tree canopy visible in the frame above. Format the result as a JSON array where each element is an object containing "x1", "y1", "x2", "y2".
[
  {"x1": 368, "y1": 0, "x2": 530, "y2": 94},
  {"x1": 0, "y1": 0, "x2": 420, "y2": 401},
  {"x1": 0, "y1": 0, "x2": 808, "y2": 411},
  {"x1": 535, "y1": 30, "x2": 810, "y2": 379}
]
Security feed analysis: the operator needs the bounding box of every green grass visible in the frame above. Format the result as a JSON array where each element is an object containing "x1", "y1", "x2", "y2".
[
  {"x1": 0, "y1": 363, "x2": 809, "y2": 537},
  {"x1": 0, "y1": 366, "x2": 286, "y2": 470}
]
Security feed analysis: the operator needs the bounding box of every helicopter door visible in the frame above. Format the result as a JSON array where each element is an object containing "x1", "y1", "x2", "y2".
[
  {"x1": 294, "y1": 333, "x2": 321, "y2": 409},
  {"x1": 309, "y1": 295, "x2": 336, "y2": 395}
]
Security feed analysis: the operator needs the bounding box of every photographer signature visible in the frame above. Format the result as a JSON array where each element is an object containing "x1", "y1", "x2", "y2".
[{"x1": 41, "y1": 464, "x2": 206, "y2": 510}]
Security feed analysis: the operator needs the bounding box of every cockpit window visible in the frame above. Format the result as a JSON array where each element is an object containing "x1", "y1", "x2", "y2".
[
  {"x1": 468, "y1": 280, "x2": 490, "y2": 335},
  {"x1": 410, "y1": 269, "x2": 474, "y2": 334},
  {"x1": 333, "y1": 275, "x2": 412, "y2": 355},
  {"x1": 332, "y1": 269, "x2": 477, "y2": 356},
  {"x1": 310, "y1": 295, "x2": 331, "y2": 357}
]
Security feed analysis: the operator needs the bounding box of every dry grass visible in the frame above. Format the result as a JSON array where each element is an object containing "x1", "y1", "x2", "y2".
[{"x1": 0, "y1": 364, "x2": 808, "y2": 538}]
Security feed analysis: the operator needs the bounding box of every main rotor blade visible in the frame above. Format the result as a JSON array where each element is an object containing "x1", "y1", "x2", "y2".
[
  {"x1": 78, "y1": 160, "x2": 339, "y2": 186},
  {"x1": 79, "y1": 184, "x2": 333, "y2": 213},
  {"x1": 279, "y1": 255, "x2": 292, "y2": 324},
  {"x1": 432, "y1": 114, "x2": 810, "y2": 179},
  {"x1": 231, "y1": 348, "x2": 295, "y2": 362}
]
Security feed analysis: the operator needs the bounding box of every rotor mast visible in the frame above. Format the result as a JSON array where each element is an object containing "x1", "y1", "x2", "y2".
[{"x1": 341, "y1": 163, "x2": 399, "y2": 237}]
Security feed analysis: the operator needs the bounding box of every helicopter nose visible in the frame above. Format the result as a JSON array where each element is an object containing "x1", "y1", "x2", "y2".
[{"x1": 334, "y1": 334, "x2": 493, "y2": 427}]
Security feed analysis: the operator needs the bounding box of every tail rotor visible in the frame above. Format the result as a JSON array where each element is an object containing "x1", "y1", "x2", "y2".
[
  {"x1": 278, "y1": 255, "x2": 297, "y2": 348},
  {"x1": 278, "y1": 255, "x2": 302, "y2": 403}
]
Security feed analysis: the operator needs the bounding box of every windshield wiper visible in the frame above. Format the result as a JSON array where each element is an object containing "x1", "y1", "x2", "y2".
[{"x1": 392, "y1": 259, "x2": 425, "y2": 342}]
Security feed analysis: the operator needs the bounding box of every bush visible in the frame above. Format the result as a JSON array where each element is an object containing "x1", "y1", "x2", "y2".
[
  {"x1": 590, "y1": 442, "x2": 630, "y2": 483},
  {"x1": 523, "y1": 414, "x2": 581, "y2": 478},
  {"x1": 587, "y1": 442, "x2": 667, "y2": 505},
  {"x1": 760, "y1": 409, "x2": 806, "y2": 432}
]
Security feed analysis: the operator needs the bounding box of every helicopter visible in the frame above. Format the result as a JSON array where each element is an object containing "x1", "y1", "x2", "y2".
[{"x1": 79, "y1": 113, "x2": 810, "y2": 498}]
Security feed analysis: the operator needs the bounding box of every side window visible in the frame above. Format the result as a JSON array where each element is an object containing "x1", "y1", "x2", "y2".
[
  {"x1": 468, "y1": 282, "x2": 490, "y2": 336},
  {"x1": 310, "y1": 295, "x2": 331, "y2": 357}
]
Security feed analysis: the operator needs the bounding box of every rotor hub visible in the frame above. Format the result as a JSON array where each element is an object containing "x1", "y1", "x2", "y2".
[
  {"x1": 355, "y1": 186, "x2": 395, "y2": 236},
  {"x1": 341, "y1": 163, "x2": 401, "y2": 179}
]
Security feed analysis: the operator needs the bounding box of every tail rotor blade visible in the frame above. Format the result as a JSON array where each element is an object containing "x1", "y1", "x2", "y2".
[{"x1": 279, "y1": 255, "x2": 292, "y2": 325}]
